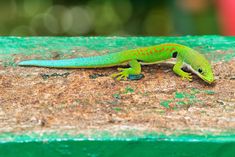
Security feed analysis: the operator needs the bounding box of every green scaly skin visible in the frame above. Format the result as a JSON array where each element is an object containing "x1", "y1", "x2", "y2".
[{"x1": 18, "y1": 43, "x2": 215, "y2": 83}]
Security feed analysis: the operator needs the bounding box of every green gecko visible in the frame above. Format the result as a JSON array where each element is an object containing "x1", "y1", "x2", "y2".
[{"x1": 18, "y1": 43, "x2": 214, "y2": 83}]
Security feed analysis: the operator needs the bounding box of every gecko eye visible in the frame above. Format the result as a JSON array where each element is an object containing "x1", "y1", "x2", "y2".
[{"x1": 198, "y1": 68, "x2": 203, "y2": 73}]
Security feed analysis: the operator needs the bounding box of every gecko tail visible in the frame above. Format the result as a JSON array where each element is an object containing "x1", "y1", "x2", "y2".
[
  {"x1": 18, "y1": 59, "x2": 75, "y2": 68},
  {"x1": 18, "y1": 53, "x2": 124, "y2": 68},
  {"x1": 18, "y1": 58, "x2": 96, "y2": 68},
  {"x1": 18, "y1": 60, "x2": 47, "y2": 66}
]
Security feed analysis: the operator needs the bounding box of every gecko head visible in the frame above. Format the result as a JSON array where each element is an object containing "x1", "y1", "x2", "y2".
[
  {"x1": 190, "y1": 53, "x2": 215, "y2": 84},
  {"x1": 195, "y1": 64, "x2": 214, "y2": 84}
]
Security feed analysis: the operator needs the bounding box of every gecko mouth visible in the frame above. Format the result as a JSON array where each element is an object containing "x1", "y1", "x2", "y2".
[
  {"x1": 198, "y1": 74, "x2": 214, "y2": 84},
  {"x1": 203, "y1": 78, "x2": 214, "y2": 84}
]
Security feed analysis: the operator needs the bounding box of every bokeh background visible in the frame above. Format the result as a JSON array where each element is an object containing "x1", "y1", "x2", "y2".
[{"x1": 0, "y1": 0, "x2": 235, "y2": 36}]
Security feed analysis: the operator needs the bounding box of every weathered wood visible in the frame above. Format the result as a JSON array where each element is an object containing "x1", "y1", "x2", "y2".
[{"x1": 0, "y1": 36, "x2": 234, "y2": 157}]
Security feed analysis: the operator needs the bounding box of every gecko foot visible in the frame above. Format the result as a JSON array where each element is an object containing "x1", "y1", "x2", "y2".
[
  {"x1": 181, "y1": 72, "x2": 193, "y2": 81},
  {"x1": 110, "y1": 68, "x2": 130, "y2": 81}
]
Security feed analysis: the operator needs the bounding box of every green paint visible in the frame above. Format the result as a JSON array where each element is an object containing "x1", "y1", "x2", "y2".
[
  {"x1": 128, "y1": 74, "x2": 144, "y2": 80},
  {"x1": 113, "y1": 107, "x2": 122, "y2": 112},
  {"x1": 112, "y1": 93, "x2": 121, "y2": 99},
  {"x1": 124, "y1": 86, "x2": 135, "y2": 94},
  {"x1": 204, "y1": 90, "x2": 216, "y2": 95},
  {"x1": 176, "y1": 88, "x2": 214, "y2": 105},
  {"x1": 0, "y1": 140, "x2": 234, "y2": 157},
  {"x1": 160, "y1": 100, "x2": 172, "y2": 109},
  {"x1": 175, "y1": 92, "x2": 196, "y2": 99},
  {"x1": 190, "y1": 87, "x2": 201, "y2": 94},
  {"x1": 173, "y1": 89, "x2": 205, "y2": 107},
  {"x1": 1, "y1": 131, "x2": 235, "y2": 144},
  {"x1": 176, "y1": 101, "x2": 187, "y2": 105},
  {"x1": 188, "y1": 94, "x2": 196, "y2": 99},
  {"x1": 175, "y1": 92, "x2": 185, "y2": 99},
  {"x1": 161, "y1": 91, "x2": 200, "y2": 109},
  {"x1": 0, "y1": 132, "x2": 235, "y2": 157}
]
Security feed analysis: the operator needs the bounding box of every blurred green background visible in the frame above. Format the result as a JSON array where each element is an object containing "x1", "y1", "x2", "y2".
[{"x1": 0, "y1": 0, "x2": 223, "y2": 36}]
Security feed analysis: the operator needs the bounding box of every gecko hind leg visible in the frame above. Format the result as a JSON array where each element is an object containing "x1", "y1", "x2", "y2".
[{"x1": 111, "y1": 60, "x2": 141, "y2": 81}]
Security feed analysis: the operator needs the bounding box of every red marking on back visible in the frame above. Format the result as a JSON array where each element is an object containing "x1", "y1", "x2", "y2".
[
  {"x1": 154, "y1": 47, "x2": 159, "y2": 52},
  {"x1": 170, "y1": 47, "x2": 176, "y2": 51},
  {"x1": 135, "y1": 49, "x2": 140, "y2": 55},
  {"x1": 159, "y1": 47, "x2": 165, "y2": 52}
]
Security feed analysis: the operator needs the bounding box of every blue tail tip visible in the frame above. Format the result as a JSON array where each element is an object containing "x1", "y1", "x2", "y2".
[{"x1": 18, "y1": 61, "x2": 29, "y2": 66}]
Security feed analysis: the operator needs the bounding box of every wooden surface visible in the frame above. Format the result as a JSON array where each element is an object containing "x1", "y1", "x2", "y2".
[{"x1": 0, "y1": 36, "x2": 234, "y2": 157}]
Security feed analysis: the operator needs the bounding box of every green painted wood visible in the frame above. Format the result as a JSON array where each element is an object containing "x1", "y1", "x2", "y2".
[
  {"x1": 1, "y1": 140, "x2": 235, "y2": 157},
  {"x1": 0, "y1": 36, "x2": 235, "y2": 157},
  {"x1": 0, "y1": 133, "x2": 235, "y2": 157}
]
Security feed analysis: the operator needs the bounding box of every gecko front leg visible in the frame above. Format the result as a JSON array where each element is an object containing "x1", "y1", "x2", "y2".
[
  {"x1": 111, "y1": 60, "x2": 141, "y2": 80},
  {"x1": 173, "y1": 57, "x2": 192, "y2": 81}
]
